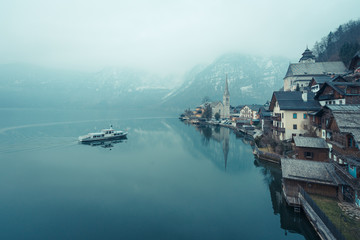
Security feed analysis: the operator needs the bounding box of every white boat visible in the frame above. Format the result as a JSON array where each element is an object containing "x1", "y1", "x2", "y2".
[{"x1": 78, "y1": 127, "x2": 127, "y2": 143}]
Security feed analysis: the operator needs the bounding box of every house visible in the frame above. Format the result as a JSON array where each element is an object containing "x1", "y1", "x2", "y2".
[
  {"x1": 309, "y1": 75, "x2": 333, "y2": 93},
  {"x1": 281, "y1": 158, "x2": 343, "y2": 206},
  {"x1": 349, "y1": 51, "x2": 360, "y2": 72},
  {"x1": 310, "y1": 105, "x2": 360, "y2": 164},
  {"x1": 258, "y1": 106, "x2": 272, "y2": 132},
  {"x1": 293, "y1": 136, "x2": 329, "y2": 162},
  {"x1": 334, "y1": 158, "x2": 360, "y2": 206},
  {"x1": 309, "y1": 75, "x2": 347, "y2": 93},
  {"x1": 344, "y1": 51, "x2": 360, "y2": 82},
  {"x1": 269, "y1": 91, "x2": 321, "y2": 140},
  {"x1": 239, "y1": 104, "x2": 262, "y2": 120},
  {"x1": 314, "y1": 81, "x2": 360, "y2": 106},
  {"x1": 193, "y1": 106, "x2": 204, "y2": 118},
  {"x1": 283, "y1": 48, "x2": 347, "y2": 91}
]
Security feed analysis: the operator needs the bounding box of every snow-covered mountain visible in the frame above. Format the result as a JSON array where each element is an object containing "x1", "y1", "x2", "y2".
[
  {"x1": 0, "y1": 54, "x2": 289, "y2": 109},
  {"x1": 162, "y1": 53, "x2": 289, "y2": 108}
]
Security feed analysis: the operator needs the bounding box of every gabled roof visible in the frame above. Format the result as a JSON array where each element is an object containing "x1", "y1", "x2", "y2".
[
  {"x1": 311, "y1": 75, "x2": 333, "y2": 85},
  {"x1": 325, "y1": 105, "x2": 360, "y2": 144},
  {"x1": 269, "y1": 91, "x2": 321, "y2": 111},
  {"x1": 314, "y1": 82, "x2": 360, "y2": 100},
  {"x1": 285, "y1": 62, "x2": 347, "y2": 78},
  {"x1": 281, "y1": 158, "x2": 338, "y2": 185},
  {"x1": 349, "y1": 51, "x2": 360, "y2": 71},
  {"x1": 247, "y1": 104, "x2": 262, "y2": 111},
  {"x1": 209, "y1": 101, "x2": 223, "y2": 108},
  {"x1": 294, "y1": 136, "x2": 329, "y2": 149}
]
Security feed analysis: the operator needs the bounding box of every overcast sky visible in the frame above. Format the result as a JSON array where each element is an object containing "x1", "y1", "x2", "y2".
[{"x1": 1, "y1": 0, "x2": 359, "y2": 75}]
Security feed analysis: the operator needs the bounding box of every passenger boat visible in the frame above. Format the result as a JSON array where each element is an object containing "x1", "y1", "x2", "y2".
[{"x1": 78, "y1": 127, "x2": 127, "y2": 143}]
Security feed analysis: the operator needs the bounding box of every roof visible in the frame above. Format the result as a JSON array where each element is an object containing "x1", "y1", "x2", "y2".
[
  {"x1": 285, "y1": 62, "x2": 347, "y2": 78},
  {"x1": 246, "y1": 104, "x2": 262, "y2": 111},
  {"x1": 349, "y1": 51, "x2": 360, "y2": 71},
  {"x1": 315, "y1": 82, "x2": 360, "y2": 100},
  {"x1": 294, "y1": 136, "x2": 329, "y2": 149},
  {"x1": 281, "y1": 158, "x2": 338, "y2": 185},
  {"x1": 325, "y1": 105, "x2": 360, "y2": 144},
  {"x1": 299, "y1": 48, "x2": 316, "y2": 62},
  {"x1": 311, "y1": 75, "x2": 333, "y2": 84},
  {"x1": 209, "y1": 101, "x2": 223, "y2": 108},
  {"x1": 269, "y1": 91, "x2": 321, "y2": 111}
]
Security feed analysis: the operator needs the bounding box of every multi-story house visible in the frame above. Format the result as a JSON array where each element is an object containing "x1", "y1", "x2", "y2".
[
  {"x1": 310, "y1": 104, "x2": 360, "y2": 206},
  {"x1": 239, "y1": 105, "x2": 261, "y2": 120},
  {"x1": 314, "y1": 81, "x2": 360, "y2": 106},
  {"x1": 269, "y1": 91, "x2": 321, "y2": 140}
]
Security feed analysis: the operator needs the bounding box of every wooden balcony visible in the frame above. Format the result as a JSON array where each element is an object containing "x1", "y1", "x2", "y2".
[
  {"x1": 272, "y1": 125, "x2": 285, "y2": 133},
  {"x1": 271, "y1": 113, "x2": 281, "y2": 121},
  {"x1": 334, "y1": 163, "x2": 360, "y2": 190}
]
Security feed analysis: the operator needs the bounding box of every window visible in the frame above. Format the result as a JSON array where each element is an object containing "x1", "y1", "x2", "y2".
[
  {"x1": 293, "y1": 124, "x2": 297, "y2": 130},
  {"x1": 293, "y1": 113, "x2": 297, "y2": 119},
  {"x1": 339, "y1": 100, "x2": 343, "y2": 104},
  {"x1": 349, "y1": 137, "x2": 353, "y2": 147},
  {"x1": 281, "y1": 113, "x2": 284, "y2": 118},
  {"x1": 303, "y1": 113, "x2": 307, "y2": 119},
  {"x1": 304, "y1": 152, "x2": 313, "y2": 159}
]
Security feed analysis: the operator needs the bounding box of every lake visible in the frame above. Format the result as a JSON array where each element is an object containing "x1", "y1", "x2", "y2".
[{"x1": 0, "y1": 108, "x2": 320, "y2": 240}]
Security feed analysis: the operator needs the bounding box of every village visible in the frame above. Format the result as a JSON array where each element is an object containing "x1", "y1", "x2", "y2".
[{"x1": 180, "y1": 48, "x2": 360, "y2": 240}]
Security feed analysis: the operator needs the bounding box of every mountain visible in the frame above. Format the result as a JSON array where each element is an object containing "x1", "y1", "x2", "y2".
[{"x1": 162, "y1": 53, "x2": 289, "y2": 108}]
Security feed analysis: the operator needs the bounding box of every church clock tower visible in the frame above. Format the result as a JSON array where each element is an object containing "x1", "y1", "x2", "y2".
[{"x1": 223, "y1": 75, "x2": 230, "y2": 119}]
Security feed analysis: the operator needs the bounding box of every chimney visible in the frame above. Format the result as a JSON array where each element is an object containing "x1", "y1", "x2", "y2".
[{"x1": 302, "y1": 90, "x2": 308, "y2": 102}]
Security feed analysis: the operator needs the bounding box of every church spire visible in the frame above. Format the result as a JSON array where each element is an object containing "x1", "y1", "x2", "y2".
[{"x1": 224, "y1": 74, "x2": 229, "y2": 96}]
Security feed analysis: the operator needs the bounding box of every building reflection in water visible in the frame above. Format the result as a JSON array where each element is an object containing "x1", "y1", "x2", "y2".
[
  {"x1": 254, "y1": 158, "x2": 320, "y2": 240},
  {"x1": 193, "y1": 123, "x2": 320, "y2": 239},
  {"x1": 197, "y1": 125, "x2": 230, "y2": 171}
]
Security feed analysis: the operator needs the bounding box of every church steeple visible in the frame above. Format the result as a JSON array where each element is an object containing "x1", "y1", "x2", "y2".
[
  {"x1": 299, "y1": 47, "x2": 316, "y2": 63},
  {"x1": 224, "y1": 74, "x2": 230, "y2": 96}
]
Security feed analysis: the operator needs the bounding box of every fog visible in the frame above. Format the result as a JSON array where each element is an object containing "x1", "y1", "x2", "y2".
[{"x1": 1, "y1": 0, "x2": 359, "y2": 75}]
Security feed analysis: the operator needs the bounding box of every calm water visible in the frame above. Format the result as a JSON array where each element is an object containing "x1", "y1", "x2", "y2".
[{"x1": 0, "y1": 109, "x2": 319, "y2": 240}]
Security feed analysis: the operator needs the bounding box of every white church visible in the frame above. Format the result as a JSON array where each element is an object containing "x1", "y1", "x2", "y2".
[{"x1": 209, "y1": 76, "x2": 230, "y2": 119}]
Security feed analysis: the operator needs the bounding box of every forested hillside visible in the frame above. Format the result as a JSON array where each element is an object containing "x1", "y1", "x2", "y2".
[{"x1": 313, "y1": 19, "x2": 360, "y2": 66}]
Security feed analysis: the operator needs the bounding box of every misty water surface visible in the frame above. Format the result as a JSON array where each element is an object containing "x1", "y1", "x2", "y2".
[{"x1": 0, "y1": 109, "x2": 319, "y2": 240}]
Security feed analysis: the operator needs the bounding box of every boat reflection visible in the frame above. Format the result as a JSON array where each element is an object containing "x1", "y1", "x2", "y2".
[{"x1": 80, "y1": 138, "x2": 127, "y2": 149}]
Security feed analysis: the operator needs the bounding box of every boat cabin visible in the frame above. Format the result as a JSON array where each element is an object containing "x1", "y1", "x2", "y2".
[{"x1": 102, "y1": 129, "x2": 114, "y2": 134}]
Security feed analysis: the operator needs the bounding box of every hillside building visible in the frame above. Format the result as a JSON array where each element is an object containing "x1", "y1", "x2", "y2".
[{"x1": 283, "y1": 48, "x2": 347, "y2": 91}]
